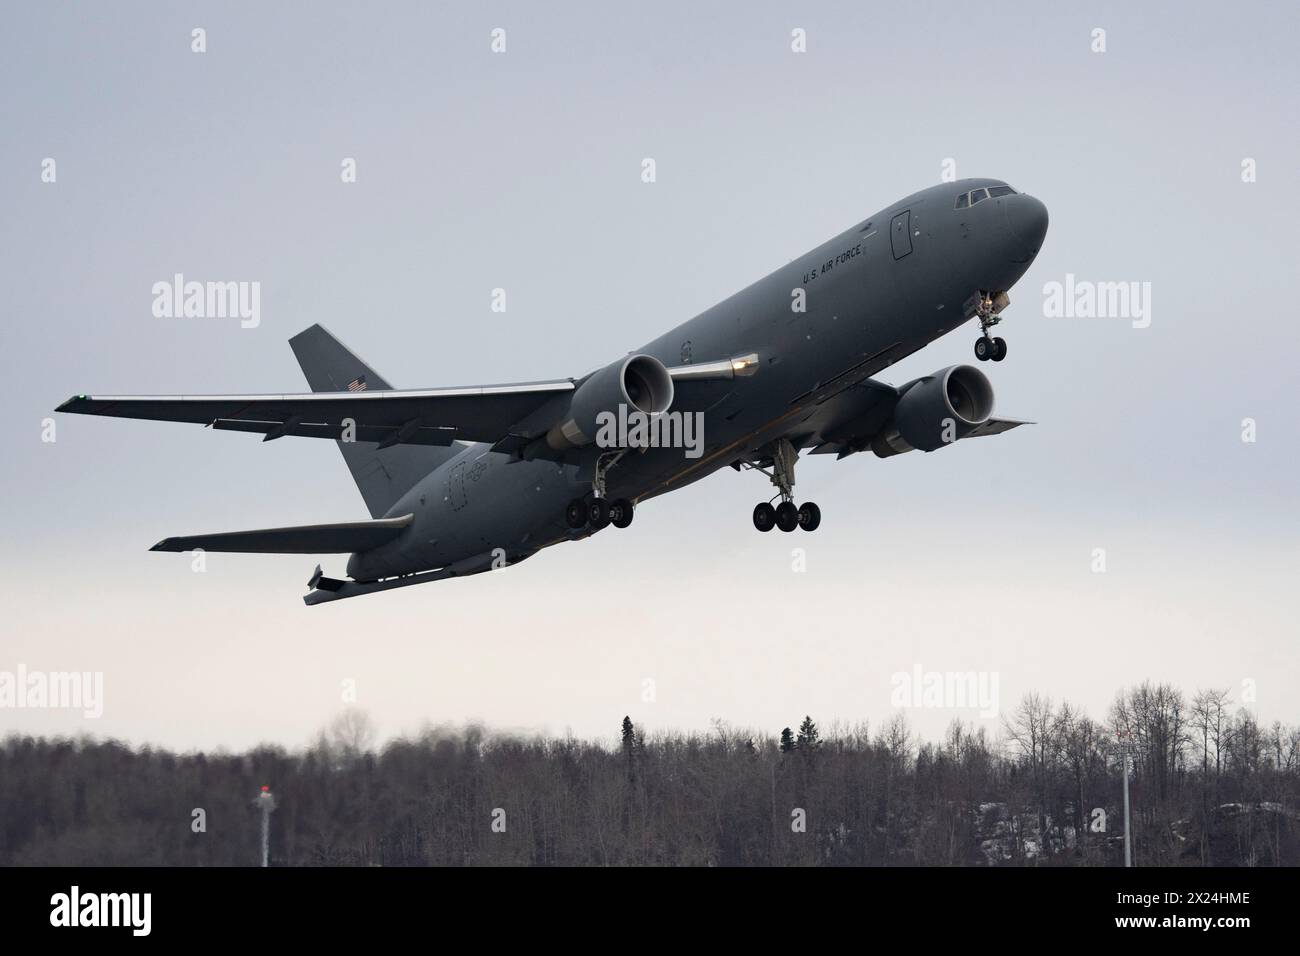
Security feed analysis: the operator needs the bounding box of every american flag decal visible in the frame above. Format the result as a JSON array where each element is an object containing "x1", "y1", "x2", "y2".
[{"x1": 346, "y1": 375, "x2": 367, "y2": 392}]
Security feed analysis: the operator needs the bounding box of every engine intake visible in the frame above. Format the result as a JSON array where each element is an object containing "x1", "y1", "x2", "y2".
[
  {"x1": 871, "y1": 365, "x2": 994, "y2": 457},
  {"x1": 546, "y1": 354, "x2": 675, "y2": 450}
]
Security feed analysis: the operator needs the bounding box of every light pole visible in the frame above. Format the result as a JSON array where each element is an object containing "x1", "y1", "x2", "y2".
[
  {"x1": 257, "y1": 785, "x2": 277, "y2": 867},
  {"x1": 1109, "y1": 731, "x2": 1144, "y2": 867}
]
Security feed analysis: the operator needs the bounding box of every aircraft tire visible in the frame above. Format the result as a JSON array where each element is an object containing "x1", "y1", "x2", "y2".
[
  {"x1": 588, "y1": 498, "x2": 612, "y2": 530},
  {"x1": 610, "y1": 498, "x2": 635, "y2": 529},
  {"x1": 775, "y1": 501, "x2": 800, "y2": 532},
  {"x1": 565, "y1": 498, "x2": 588, "y2": 529}
]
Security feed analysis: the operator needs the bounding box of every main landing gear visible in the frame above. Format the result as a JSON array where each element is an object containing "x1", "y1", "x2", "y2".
[
  {"x1": 744, "y1": 438, "x2": 821, "y2": 533},
  {"x1": 973, "y1": 292, "x2": 1007, "y2": 363},
  {"x1": 565, "y1": 451, "x2": 635, "y2": 531}
]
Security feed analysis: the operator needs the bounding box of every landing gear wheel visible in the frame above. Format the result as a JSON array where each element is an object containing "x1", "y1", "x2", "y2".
[
  {"x1": 564, "y1": 498, "x2": 588, "y2": 529},
  {"x1": 990, "y1": 337, "x2": 1007, "y2": 362},
  {"x1": 609, "y1": 498, "x2": 634, "y2": 529},
  {"x1": 587, "y1": 498, "x2": 611, "y2": 530},
  {"x1": 797, "y1": 502, "x2": 821, "y2": 531},
  {"x1": 744, "y1": 439, "x2": 817, "y2": 533},
  {"x1": 974, "y1": 337, "x2": 991, "y2": 361}
]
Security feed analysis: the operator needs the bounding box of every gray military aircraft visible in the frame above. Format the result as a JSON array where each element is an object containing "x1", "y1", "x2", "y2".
[{"x1": 57, "y1": 178, "x2": 1047, "y2": 604}]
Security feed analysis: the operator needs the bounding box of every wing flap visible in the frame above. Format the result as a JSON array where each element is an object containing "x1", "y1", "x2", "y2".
[
  {"x1": 209, "y1": 418, "x2": 460, "y2": 446},
  {"x1": 150, "y1": 513, "x2": 414, "y2": 554},
  {"x1": 965, "y1": 416, "x2": 1034, "y2": 437}
]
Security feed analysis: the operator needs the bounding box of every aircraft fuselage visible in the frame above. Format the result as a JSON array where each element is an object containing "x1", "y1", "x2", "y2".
[{"x1": 349, "y1": 178, "x2": 1048, "y2": 582}]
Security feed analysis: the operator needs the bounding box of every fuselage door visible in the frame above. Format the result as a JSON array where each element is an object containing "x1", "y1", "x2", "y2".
[
  {"x1": 449, "y1": 461, "x2": 467, "y2": 511},
  {"x1": 890, "y1": 210, "x2": 912, "y2": 260}
]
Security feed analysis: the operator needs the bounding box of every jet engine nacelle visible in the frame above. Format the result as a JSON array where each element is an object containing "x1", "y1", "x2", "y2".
[
  {"x1": 871, "y1": 364, "x2": 994, "y2": 457},
  {"x1": 546, "y1": 353, "x2": 675, "y2": 450}
]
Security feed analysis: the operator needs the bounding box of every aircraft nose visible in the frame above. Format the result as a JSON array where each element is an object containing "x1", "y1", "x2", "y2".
[{"x1": 1004, "y1": 194, "x2": 1048, "y2": 262}]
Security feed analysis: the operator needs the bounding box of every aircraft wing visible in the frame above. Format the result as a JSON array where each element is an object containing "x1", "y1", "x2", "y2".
[
  {"x1": 55, "y1": 380, "x2": 576, "y2": 448},
  {"x1": 56, "y1": 345, "x2": 757, "y2": 453},
  {"x1": 962, "y1": 416, "x2": 1033, "y2": 437},
  {"x1": 150, "y1": 513, "x2": 414, "y2": 553},
  {"x1": 801, "y1": 378, "x2": 1031, "y2": 457}
]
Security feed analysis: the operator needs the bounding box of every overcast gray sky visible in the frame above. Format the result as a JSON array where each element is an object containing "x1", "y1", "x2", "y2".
[{"x1": 2, "y1": 1, "x2": 1297, "y2": 751}]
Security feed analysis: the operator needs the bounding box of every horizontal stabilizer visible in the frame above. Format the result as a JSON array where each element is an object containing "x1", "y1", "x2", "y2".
[
  {"x1": 151, "y1": 514, "x2": 413, "y2": 554},
  {"x1": 304, "y1": 550, "x2": 530, "y2": 605},
  {"x1": 305, "y1": 564, "x2": 457, "y2": 605}
]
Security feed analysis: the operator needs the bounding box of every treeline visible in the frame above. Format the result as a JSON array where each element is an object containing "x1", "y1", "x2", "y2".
[{"x1": 0, "y1": 682, "x2": 1296, "y2": 866}]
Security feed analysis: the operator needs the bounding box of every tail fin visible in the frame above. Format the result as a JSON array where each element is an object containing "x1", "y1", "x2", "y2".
[{"x1": 289, "y1": 324, "x2": 460, "y2": 517}]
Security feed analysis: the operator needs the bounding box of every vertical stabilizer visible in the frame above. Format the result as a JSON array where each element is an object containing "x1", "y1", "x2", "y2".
[{"x1": 288, "y1": 324, "x2": 459, "y2": 517}]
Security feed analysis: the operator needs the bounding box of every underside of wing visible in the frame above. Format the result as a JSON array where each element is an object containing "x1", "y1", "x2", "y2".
[
  {"x1": 799, "y1": 374, "x2": 1032, "y2": 459},
  {"x1": 149, "y1": 513, "x2": 414, "y2": 554},
  {"x1": 56, "y1": 379, "x2": 575, "y2": 448},
  {"x1": 798, "y1": 378, "x2": 902, "y2": 455}
]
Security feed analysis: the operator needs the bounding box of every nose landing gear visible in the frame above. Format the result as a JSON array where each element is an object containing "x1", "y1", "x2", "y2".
[
  {"x1": 744, "y1": 438, "x2": 822, "y2": 533},
  {"x1": 973, "y1": 292, "x2": 1008, "y2": 362},
  {"x1": 974, "y1": 335, "x2": 1006, "y2": 362}
]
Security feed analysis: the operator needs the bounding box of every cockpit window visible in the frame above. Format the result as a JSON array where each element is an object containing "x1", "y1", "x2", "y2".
[{"x1": 955, "y1": 184, "x2": 1017, "y2": 208}]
